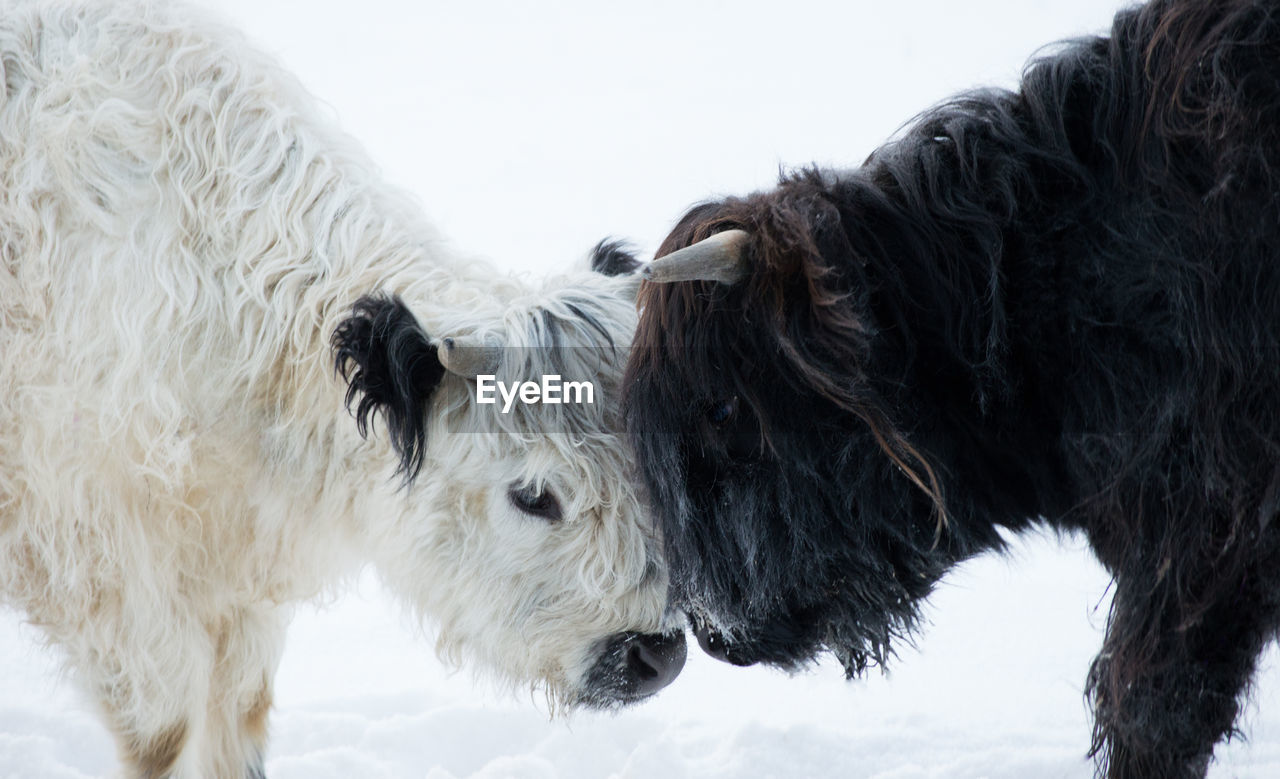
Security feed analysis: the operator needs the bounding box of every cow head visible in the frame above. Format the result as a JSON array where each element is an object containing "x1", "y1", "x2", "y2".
[
  {"x1": 624, "y1": 175, "x2": 962, "y2": 677},
  {"x1": 332, "y1": 243, "x2": 684, "y2": 710}
]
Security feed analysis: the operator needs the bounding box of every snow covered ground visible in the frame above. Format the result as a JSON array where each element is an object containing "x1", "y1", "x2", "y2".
[{"x1": 5, "y1": 1, "x2": 1280, "y2": 777}]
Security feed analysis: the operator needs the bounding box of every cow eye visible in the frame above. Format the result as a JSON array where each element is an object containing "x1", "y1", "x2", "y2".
[
  {"x1": 508, "y1": 483, "x2": 563, "y2": 522},
  {"x1": 706, "y1": 396, "x2": 738, "y2": 428}
]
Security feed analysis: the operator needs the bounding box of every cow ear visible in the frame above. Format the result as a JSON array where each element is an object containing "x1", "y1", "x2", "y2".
[
  {"x1": 589, "y1": 238, "x2": 642, "y2": 277},
  {"x1": 332, "y1": 294, "x2": 445, "y2": 483}
]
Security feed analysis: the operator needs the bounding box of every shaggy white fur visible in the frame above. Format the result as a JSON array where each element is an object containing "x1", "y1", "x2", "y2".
[{"x1": 0, "y1": 2, "x2": 672, "y2": 776}]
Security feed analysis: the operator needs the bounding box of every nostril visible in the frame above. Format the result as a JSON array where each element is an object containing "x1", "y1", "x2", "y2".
[
  {"x1": 627, "y1": 643, "x2": 661, "y2": 681},
  {"x1": 693, "y1": 620, "x2": 753, "y2": 666},
  {"x1": 626, "y1": 632, "x2": 687, "y2": 696},
  {"x1": 693, "y1": 621, "x2": 726, "y2": 658},
  {"x1": 580, "y1": 631, "x2": 688, "y2": 707}
]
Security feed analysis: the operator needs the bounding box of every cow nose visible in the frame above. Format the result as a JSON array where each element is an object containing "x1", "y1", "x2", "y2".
[
  {"x1": 693, "y1": 621, "x2": 754, "y2": 666},
  {"x1": 626, "y1": 632, "x2": 687, "y2": 696}
]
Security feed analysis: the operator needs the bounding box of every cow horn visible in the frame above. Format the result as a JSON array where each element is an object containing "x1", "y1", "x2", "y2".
[
  {"x1": 437, "y1": 335, "x2": 503, "y2": 378},
  {"x1": 642, "y1": 229, "x2": 750, "y2": 284}
]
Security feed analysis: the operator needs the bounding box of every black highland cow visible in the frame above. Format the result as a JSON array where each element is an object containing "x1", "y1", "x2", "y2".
[{"x1": 624, "y1": 1, "x2": 1280, "y2": 776}]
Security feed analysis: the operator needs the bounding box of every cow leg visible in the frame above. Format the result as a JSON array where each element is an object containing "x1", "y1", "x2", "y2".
[
  {"x1": 71, "y1": 606, "x2": 213, "y2": 779},
  {"x1": 1086, "y1": 548, "x2": 1278, "y2": 779},
  {"x1": 66, "y1": 596, "x2": 286, "y2": 778},
  {"x1": 204, "y1": 606, "x2": 288, "y2": 779}
]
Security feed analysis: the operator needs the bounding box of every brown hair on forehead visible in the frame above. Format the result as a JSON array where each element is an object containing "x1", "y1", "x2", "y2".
[{"x1": 633, "y1": 175, "x2": 948, "y2": 531}]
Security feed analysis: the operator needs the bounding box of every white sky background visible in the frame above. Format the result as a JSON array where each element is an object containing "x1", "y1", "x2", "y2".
[
  {"x1": 213, "y1": 0, "x2": 1137, "y2": 274},
  {"x1": 5, "y1": 1, "x2": 1280, "y2": 777}
]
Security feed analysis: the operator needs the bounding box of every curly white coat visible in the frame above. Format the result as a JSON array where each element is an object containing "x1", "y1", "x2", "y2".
[{"x1": 0, "y1": 2, "x2": 669, "y2": 776}]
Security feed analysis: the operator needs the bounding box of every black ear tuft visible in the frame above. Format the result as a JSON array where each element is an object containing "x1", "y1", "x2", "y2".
[
  {"x1": 332, "y1": 294, "x2": 445, "y2": 483},
  {"x1": 590, "y1": 239, "x2": 642, "y2": 277}
]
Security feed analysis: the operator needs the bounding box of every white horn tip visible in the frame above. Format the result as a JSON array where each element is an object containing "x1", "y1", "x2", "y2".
[{"x1": 437, "y1": 336, "x2": 503, "y2": 378}]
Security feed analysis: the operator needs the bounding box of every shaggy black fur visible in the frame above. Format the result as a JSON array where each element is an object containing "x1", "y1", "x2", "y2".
[
  {"x1": 590, "y1": 239, "x2": 643, "y2": 277},
  {"x1": 624, "y1": 1, "x2": 1280, "y2": 776},
  {"x1": 333, "y1": 293, "x2": 445, "y2": 482}
]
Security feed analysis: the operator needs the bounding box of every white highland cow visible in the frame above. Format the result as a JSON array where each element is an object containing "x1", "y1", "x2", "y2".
[{"x1": 0, "y1": 2, "x2": 683, "y2": 777}]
